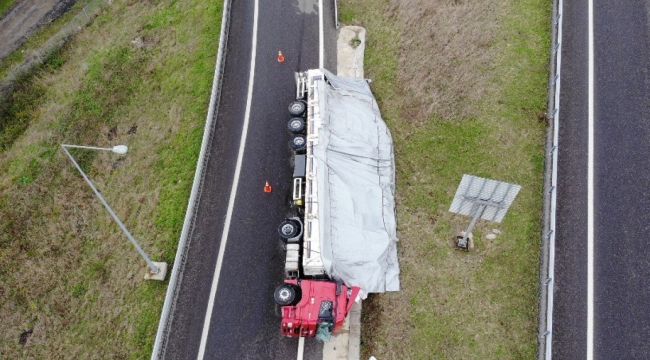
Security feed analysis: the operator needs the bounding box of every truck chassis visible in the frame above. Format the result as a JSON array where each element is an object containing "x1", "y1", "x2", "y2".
[{"x1": 273, "y1": 70, "x2": 360, "y2": 339}]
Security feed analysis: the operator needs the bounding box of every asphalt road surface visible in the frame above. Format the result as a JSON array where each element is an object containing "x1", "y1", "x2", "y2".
[
  {"x1": 161, "y1": 1, "x2": 337, "y2": 359},
  {"x1": 553, "y1": 1, "x2": 650, "y2": 359}
]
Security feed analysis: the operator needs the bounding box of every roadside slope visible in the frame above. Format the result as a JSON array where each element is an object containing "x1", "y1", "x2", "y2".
[
  {"x1": 0, "y1": 0, "x2": 220, "y2": 357},
  {"x1": 339, "y1": 0, "x2": 549, "y2": 358}
]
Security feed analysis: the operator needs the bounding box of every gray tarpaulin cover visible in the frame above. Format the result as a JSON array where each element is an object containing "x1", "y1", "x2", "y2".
[{"x1": 314, "y1": 70, "x2": 400, "y2": 293}]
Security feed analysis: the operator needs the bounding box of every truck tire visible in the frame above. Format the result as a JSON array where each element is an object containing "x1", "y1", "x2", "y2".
[
  {"x1": 278, "y1": 219, "x2": 300, "y2": 240},
  {"x1": 288, "y1": 101, "x2": 306, "y2": 117},
  {"x1": 290, "y1": 135, "x2": 306, "y2": 153},
  {"x1": 287, "y1": 117, "x2": 305, "y2": 134},
  {"x1": 274, "y1": 284, "x2": 302, "y2": 306}
]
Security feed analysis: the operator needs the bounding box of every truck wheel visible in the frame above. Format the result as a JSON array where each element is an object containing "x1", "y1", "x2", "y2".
[
  {"x1": 290, "y1": 135, "x2": 306, "y2": 153},
  {"x1": 288, "y1": 101, "x2": 306, "y2": 116},
  {"x1": 278, "y1": 219, "x2": 300, "y2": 240},
  {"x1": 274, "y1": 284, "x2": 302, "y2": 306},
  {"x1": 287, "y1": 117, "x2": 305, "y2": 133}
]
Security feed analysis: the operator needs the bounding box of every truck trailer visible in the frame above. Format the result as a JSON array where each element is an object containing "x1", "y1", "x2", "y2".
[{"x1": 273, "y1": 69, "x2": 400, "y2": 339}]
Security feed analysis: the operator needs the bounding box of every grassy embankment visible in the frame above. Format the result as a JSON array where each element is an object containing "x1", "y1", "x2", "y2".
[
  {"x1": 0, "y1": 0, "x2": 220, "y2": 357},
  {"x1": 340, "y1": 0, "x2": 550, "y2": 358}
]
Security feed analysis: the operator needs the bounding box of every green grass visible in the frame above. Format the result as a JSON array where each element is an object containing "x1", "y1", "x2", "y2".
[
  {"x1": 0, "y1": 50, "x2": 67, "y2": 151},
  {"x1": 0, "y1": 0, "x2": 16, "y2": 18},
  {"x1": 340, "y1": 0, "x2": 550, "y2": 358},
  {"x1": 0, "y1": 0, "x2": 221, "y2": 357}
]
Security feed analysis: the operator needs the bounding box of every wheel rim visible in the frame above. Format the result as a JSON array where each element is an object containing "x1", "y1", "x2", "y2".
[
  {"x1": 281, "y1": 224, "x2": 295, "y2": 236},
  {"x1": 294, "y1": 137, "x2": 305, "y2": 146},
  {"x1": 290, "y1": 120, "x2": 301, "y2": 129},
  {"x1": 278, "y1": 288, "x2": 291, "y2": 301},
  {"x1": 290, "y1": 103, "x2": 303, "y2": 113}
]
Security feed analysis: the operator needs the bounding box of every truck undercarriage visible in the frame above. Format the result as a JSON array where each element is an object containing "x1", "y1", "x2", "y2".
[
  {"x1": 273, "y1": 70, "x2": 360, "y2": 339},
  {"x1": 273, "y1": 69, "x2": 399, "y2": 339}
]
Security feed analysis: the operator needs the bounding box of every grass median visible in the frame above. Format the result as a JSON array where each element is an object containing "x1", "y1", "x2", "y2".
[
  {"x1": 0, "y1": 0, "x2": 221, "y2": 357},
  {"x1": 339, "y1": 0, "x2": 550, "y2": 358}
]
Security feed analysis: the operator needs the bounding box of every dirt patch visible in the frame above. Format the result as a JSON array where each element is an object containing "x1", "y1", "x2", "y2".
[
  {"x1": 18, "y1": 329, "x2": 33, "y2": 346},
  {"x1": 392, "y1": 0, "x2": 505, "y2": 123},
  {"x1": 0, "y1": 0, "x2": 77, "y2": 60}
]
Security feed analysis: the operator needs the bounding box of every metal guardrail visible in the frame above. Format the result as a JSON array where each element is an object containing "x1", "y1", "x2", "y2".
[
  {"x1": 539, "y1": 0, "x2": 562, "y2": 358},
  {"x1": 150, "y1": 0, "x2": 233, "y2": 358}
]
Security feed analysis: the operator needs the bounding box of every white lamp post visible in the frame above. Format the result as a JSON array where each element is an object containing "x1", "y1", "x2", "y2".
[{"x1": 61, "y1": 143, "x2": 167, "y2": 281}]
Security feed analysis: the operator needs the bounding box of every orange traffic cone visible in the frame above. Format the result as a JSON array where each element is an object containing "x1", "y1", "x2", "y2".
[
  {"x1": 277, "y1": 51, "x2": 285, "y2": 64},
  {"x1": 264, "y1": 181, "x2": 272, "y2": 193}
]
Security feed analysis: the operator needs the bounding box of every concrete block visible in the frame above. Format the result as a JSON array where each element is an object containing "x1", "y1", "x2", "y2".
[
  {"x1": 337, "y1": 26, "x2": 366, "y2": 79},
  {"x1": 144, "y1": 261, "x2": 168, "y2": 281}
]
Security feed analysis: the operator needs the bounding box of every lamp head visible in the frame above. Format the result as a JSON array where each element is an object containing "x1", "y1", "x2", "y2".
[{"x1": 112, "y1": 145, "x2": 128, "y2": 155}]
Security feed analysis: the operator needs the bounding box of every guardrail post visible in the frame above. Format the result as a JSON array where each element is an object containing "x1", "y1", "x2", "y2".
[{"x1": 334, "y1": 0, "x2": 339, "y2": 29}]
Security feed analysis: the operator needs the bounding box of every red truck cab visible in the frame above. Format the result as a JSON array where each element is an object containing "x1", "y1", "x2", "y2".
[{"x1": 276, "y1": 279, "x2": 360, "y2": 338}]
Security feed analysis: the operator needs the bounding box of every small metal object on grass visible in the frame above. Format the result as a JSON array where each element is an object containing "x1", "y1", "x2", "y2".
[{"x1": 449, "y1": 174, "x2": 521, "y2": 251}]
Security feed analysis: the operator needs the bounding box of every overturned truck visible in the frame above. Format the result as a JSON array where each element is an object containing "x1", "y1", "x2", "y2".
[{"x1": 273, "y1": 69, "x2": 400, "y2": 339}]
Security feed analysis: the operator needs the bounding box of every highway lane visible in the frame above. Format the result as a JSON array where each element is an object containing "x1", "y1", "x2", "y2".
[
  {"x1": 553, "y1": 1, "x2": 650, "y2": 359},
  {"x1": 593, "y1": 1, "x2": 650, "y2": 358},
  {"x1": 200, "y1": 0, "x2": 321, "y2": 358},
  {"x1": 553, "y1": 0, "x2": 588, "y2": 357},
  {"x1": 162, "y1": 0, "x2": 252, "y2": 357},
  {"x1": 161, "y1": 1, "x2": 337, "y2": 359}
]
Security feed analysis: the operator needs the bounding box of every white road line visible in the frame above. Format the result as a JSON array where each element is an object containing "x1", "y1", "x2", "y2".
[
  {"x1": 318, "y1": 0, "x2": 324, "y2": 69},
  {"x1": 587, "y1": 0, "x2": 595, "y2": 358},
  {"x1": 297, "y1": 337, "x2": 305, "y2": 360},
  {"x1": 196, "y1": 0, "x2": 259, "y2": 358}
]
